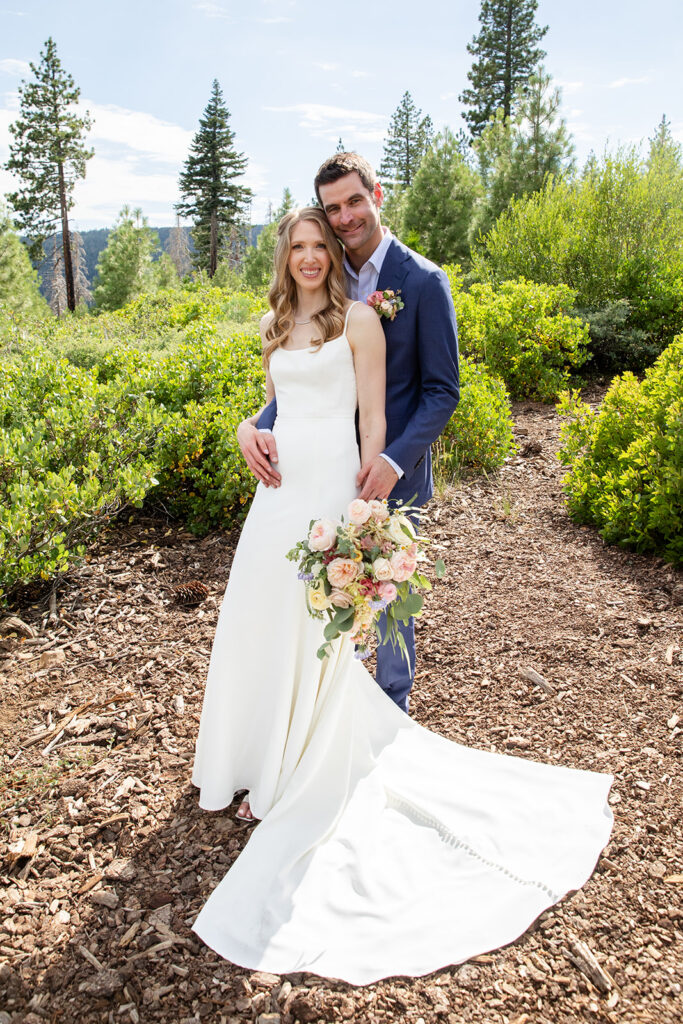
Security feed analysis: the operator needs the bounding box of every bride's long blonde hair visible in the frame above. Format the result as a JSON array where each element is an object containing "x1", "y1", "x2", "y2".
[{"x1": 263, "y1": 207, "x2": 346, "y2": 365}]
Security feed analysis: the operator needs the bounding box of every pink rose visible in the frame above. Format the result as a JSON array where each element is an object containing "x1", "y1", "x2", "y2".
[
  {"x1": 390, "y1": 550, "x2": 417, "y2": 583},
  {"x1": 378, "y1": 582, "x2": 397, "y2": 603},
  {"x1": 366, "y1": 290, "x2": 384, "y2": 306},
  {"x1": 372, "y1": 557, "x2": 393, "y2": 581},
  {"x1": 368, "y1": 499, "x2": 389, "y2": 522},
  {"x1": 330, "y1": 588, "x2": 354, "y2": 608},
  {"x1": 327, "y1": 558, "x2": 360, "y2": 588},
  {"x1": 348, "y1": 498, "x2": 372, "y2": 526},
  {"x1": 308, "y1": 518, "x2": 337, "y2": 551}
]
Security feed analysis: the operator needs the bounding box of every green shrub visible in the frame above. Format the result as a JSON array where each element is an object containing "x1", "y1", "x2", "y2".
[
  {"x1": 445, "y1": 269, "x2": 589, "y2": 401},
  {"x1": 475, "y1": 144, "x2": 683, "y2": 371},
  {"x1": 557, "y1": 335, "x2": 683, "y2": 563},
  {"x1": 436, "y1": 356, "x2": 517, "y2": 479}
]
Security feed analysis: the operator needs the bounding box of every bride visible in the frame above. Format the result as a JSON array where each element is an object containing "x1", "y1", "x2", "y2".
[{"x1": 191, "y1": 206, "x2": 613, "y2": 985}]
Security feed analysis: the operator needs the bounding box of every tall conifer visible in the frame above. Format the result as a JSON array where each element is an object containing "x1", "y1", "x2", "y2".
[
  {"x1": 4, "y1": 37, "x2": 93, "y2": 311},
  {"x1": 379, "y1": 92, "x2": 433, "y2": 192},
  {"x1": 176, "y1": 81, "x2": 251, "y2": 277},
  {"x1": 460, "y1": 1, "x2": 548, "y2": 138}
]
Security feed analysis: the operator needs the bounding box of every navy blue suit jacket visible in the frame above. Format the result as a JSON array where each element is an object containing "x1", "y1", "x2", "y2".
[{"x1": 257, "y1": 237, "x2": 460, "y2": 507}]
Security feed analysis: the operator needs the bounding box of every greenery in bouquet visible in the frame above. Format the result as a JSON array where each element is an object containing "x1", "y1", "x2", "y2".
[{"x1": 287, "y1": 499, "x2": 445, "y2": 661}]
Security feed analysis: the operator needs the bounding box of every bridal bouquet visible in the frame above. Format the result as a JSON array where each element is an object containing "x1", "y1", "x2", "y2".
[{"x1": 287, "y1": 499, "x2": 444, "y2": 661}]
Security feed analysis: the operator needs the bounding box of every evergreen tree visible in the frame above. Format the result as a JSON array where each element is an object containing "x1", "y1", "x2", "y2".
[
  {"x1": 336, "y1": 137, "x2": 346, "y2": 153},
  {"x1": 402, "y1": 129, "x2": 483, "y2": 266},
  {"x1": 647, "y1": 114, "x2": 683, "y2": 173},
  {"x1": 176, "y1": 80, "x2": 252, "y2": 277},
  {"x1": 167, "y1": 215, "x2": 192, "y2": 279},
  {"x1": 93, "y1": 206, "x2": 159, "y2": 311},
  {"x1": 4, "y1": 37, "x2": 93, "y2": 311},
  {"x1": 473, "y1": 68, "x2": 574, "y2": 238},
  {"x1": 379, "y1": 91, "x2": 433, "y2": 192},
  {"x1": 460, "y1": 1, "x2": 548, "y2": 138},
  {"x1": 0, "y1": 208, "x2": 48, "y2": 316},
  {"x1": 46, "y1": 230, "x2": 91, "y2": 313},
  {"x1": 242, "y1": 188, "x2": 295, "y2": 290}
]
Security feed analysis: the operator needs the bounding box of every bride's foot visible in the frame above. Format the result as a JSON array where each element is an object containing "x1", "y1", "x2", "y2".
[{"x1": 235, "y1": 799, "x2": 255, "y2": 822}]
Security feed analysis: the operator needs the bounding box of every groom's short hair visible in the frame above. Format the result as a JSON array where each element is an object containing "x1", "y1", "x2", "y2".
[{"x1": 314, "y1": 152, "x2": 377, "y2": 206}]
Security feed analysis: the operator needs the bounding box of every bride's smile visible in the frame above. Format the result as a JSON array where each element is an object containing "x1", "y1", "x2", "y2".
[{"x1": 288, "y1": 220, "x2": 331, "y2": 291}]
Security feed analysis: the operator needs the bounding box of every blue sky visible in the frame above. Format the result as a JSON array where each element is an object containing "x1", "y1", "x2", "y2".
[{"x1": 1, "y1": 0, "x2": 681, "y2": 228}]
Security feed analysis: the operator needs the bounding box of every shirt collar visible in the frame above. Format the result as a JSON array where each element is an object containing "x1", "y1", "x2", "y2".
[{"x1": 343, "y1": 227, "x2": 393, "y2": 280}]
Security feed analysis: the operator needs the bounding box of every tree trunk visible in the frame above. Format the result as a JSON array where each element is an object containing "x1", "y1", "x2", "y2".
[
  {"x1": 58, "y1": 161, "x2": 76, "y2": 311},
  {"x1": 209, "y1": 208, "x2": 218, "y2": 278},
  {"x1": 503, "y1": 1, "x2": 513, "y2": 121}
]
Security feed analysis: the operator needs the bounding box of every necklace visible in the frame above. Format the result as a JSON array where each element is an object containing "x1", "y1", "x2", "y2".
[{"x1": 293, "y1": 318, "x2": 311, "y2": 325}]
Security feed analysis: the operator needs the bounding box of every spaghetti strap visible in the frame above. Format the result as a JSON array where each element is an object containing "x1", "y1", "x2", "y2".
[{"x1": 343, "y1": 301, "x2": 360, "y2": 335}]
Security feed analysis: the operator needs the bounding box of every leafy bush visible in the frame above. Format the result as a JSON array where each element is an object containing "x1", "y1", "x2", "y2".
[
  {"x1": 436, "y1": 357, "x2": 517, "y2": 479},
  {"x1": 557, "y1": 335, "x2": 683, "y2": 563},
  {"x1": 475, "y1": 140, "x2": 683, "y2": 371},
  {"x1": 445, "y1": 269, "x2": 589, "y2": 400}
]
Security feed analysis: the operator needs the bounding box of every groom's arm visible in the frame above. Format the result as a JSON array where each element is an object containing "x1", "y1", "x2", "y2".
[{"x1": 383, "y1": 268, "x2": 459, "y2": 478}]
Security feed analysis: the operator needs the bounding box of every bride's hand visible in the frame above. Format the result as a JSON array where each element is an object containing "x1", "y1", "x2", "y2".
[
  {"x1": 237, "y1": 421, "x2": 281, "y2": 487},
  {"x1": 356, "y1": 456, "x2": 397, "y2": 501}
]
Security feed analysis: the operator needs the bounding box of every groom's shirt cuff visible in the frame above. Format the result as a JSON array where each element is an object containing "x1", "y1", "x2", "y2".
[{"x1": 380, "y1": 452, "x2": 404, "y2": 479}]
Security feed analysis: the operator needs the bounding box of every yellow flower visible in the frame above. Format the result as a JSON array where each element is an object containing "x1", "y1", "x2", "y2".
[{"x1": 309, "y1": 582, "x2": 332, "y2": 611}]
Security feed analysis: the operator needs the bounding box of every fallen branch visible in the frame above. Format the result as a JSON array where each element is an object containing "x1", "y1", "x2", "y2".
[{"x1": 565, "y1": 934, "x2": 616, "y2": 994}]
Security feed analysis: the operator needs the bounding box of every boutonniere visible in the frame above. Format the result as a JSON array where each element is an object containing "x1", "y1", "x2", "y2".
[{"x1": 366, "y1": 289, "x2": 404, "y2": 321}]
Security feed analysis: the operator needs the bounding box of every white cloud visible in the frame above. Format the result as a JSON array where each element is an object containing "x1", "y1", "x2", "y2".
[
  {"x1": 556, "y1": 80, "x2": 583, "y2": 95},
  {"x1": 440, "y1": 91, "x2": 456, "y2": 101},
  {"x1": 193, "y1": 2, "x2": 232, "y2": 19},
  {"x1": 315, "y1": 62, "x2": 339, "y2": 72},
  {"x1": 0, "y1": 58, "x2": 31, "y2": 77},
  {"x1": 258, "y1": 16, "x2": 292, "y2": 22},
  {"x1": 83, "y1": 100, "x2": 194, "y2": 166},
  {"x1": 1, "y1": 94, "x2": 264, "y2": 228},
  {"x1": 608, "y1": 75, "x2": 650, "y2": 89},
  {"x1": 265, "y1": 102, "x2": 386, "y2": 143},
  {"x1": 351, "y1": 70, "x2": 371, "y2": 79}
]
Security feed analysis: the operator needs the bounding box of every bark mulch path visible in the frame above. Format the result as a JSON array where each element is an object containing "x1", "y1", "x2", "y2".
[{"x1": 1, "y1": 399, "x2": 681, "y2": 1024}]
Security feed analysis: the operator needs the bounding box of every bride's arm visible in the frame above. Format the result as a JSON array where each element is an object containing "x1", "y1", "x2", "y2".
[
  {"x1": 236, "y1": 314, "x2": 281, "y2": 487},
  {"x1": 347, "y1": 304, "x2": 386, "y2": 470}
]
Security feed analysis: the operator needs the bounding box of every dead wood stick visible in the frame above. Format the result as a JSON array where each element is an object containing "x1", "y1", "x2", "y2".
[
  {"x1": 79, "y1": 945, "x2": 105, "y2": 971},
  {"x1": 48, "y1": 586, "x2": 58, "y2": 627},
  {"x1": 519, "y1": 666, "x2": 556, "y2": 694},
  {"x1": 565, "y1": 935, "x2": 616, "y2": 994}
]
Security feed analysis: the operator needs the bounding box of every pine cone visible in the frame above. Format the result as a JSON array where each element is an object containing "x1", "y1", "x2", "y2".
[{"x1": 173, "y1": 581, "x2": 209, "y2": 607}]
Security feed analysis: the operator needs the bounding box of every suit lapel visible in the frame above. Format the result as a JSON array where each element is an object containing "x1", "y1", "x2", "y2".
[{"x1": 377, "y1": 238, "x2": 411, "y2": 295}]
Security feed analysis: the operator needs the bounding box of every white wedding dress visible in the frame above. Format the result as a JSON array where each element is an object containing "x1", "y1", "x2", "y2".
[{"x1": 192, "y1": 307, "x2": 613, "y2": 985}]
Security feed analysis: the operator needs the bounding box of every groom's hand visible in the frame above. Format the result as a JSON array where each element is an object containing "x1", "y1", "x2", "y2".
[
  {"x1": 237, "y1": 421, "x2": 281, "y2": 487},
  {"x1": 357, "y1": 457, "x2": 398, "y2": 501}
]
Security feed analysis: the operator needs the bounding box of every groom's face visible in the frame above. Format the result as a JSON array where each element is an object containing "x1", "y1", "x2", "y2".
[{"x1": 318, "y1": 171, "x2": 384, "y2": 266}]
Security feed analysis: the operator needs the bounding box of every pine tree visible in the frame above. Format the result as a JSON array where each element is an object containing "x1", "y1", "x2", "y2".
[
  {"x1": 93, "y1": 206, "x2": 159, "y2": 311},
  {"x1": 473, "y1": 68, "x2": 574, "y2": 238},
  {"x1": 401, "y1": 129, "x2": 483, "y2": 266},
  {"x1": 4, "y1": 37, "x2": 93, "y2": 311},
  {"x1": 460, "y1": 1, "x2": 548, "y2": 139},
  {"x1": 47, "y1": 230, "x2": 91, "y2": 313},
  {"x1": 176, "y1": 80, "x2": 252, "y2": 277},
  {"x1": 336, "y1": 137, "x2": 346, "y2": 153},
  {"x1": 379, "y1": 91, "x2": 433, "y2": 192},
  {"x1": 0, "y1": 207, "x2": 48, "y2": 316},
  {"x1": 168, "y1": 215, "x2": 192, "y2": 279}
]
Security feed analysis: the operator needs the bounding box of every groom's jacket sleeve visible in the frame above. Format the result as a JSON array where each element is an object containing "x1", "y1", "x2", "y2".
[
  {"x1": 383, "y1": 267, "x2": 460, "y2": 479},
  {"x1": 256, "y1": 398, "x2": 277, "y2": 431}
]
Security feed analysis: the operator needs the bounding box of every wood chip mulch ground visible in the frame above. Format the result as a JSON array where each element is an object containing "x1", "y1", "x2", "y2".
[{"x1": 1, "y1": 398, "x2": 681, "y2": 1024}]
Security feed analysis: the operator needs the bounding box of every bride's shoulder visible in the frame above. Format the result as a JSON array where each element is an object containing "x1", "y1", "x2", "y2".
[
  {"x1": 345, "y1": 300, "x2": 384, "y2": 350},
  {"x1": 345, "y1": 300, "x2": 377, "y2": 329},
  {"x1": 259, "y1": 310, "x2": 275, "y2": 343}
]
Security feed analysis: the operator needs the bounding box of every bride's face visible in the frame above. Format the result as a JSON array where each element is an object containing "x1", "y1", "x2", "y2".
[{"x1": 288, "y1": 220, "x2": 331, "y2": 291}]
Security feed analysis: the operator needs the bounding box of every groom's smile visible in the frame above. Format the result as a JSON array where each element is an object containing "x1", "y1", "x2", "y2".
[{"x1": 318, "y1": 171, "x2": 384, "y2": 270}]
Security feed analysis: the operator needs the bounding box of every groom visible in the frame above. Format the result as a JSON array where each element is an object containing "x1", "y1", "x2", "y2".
[{"x1": 237, "y1": 152, "x2": 460, "y2": 712}]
